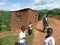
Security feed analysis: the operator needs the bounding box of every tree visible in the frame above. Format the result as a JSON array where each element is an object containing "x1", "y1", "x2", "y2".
[{"x1": 0, "y1": 18, "x2": 2, "y2": 31}]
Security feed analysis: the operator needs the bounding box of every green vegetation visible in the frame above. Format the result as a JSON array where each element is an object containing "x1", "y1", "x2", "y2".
[
  {"x1": 0, "y1": 8, "x2": 60, "y2": 31},
  {"x1": 38, "y1": 9, "x2": 49, "y2": 20},
  {"x1": 0, "y1": 35, "x2": 18, "y2": 45},
  {"x1": 26, "y1": 33, "x2": 34, "y2": 41},
  {"x1": 0, "y1": 34, "x2": 34, "y2": 45},
  {"x1": 38, "y1": 8, "x2": 60, "y2": 20},
  {"x1": 47, "y1": 8, "x2": 60, "y2": 15},
  {"x1": 0, "y1": 11, "x2": 11, "y2": 32},
  {"x1": 0, "y1": 18, "x2": 2, "y2": 31}
]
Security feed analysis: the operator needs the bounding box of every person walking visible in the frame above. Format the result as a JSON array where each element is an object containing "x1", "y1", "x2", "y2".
[
  {"x1": 44, "y1": 28, "x2": 55, "y2": 45},
  {"x1": 18, "y1": 26, "x2": 26, "y2": 45},
  {"x1": 43, "y1": 13, "x2": 48, "y2": 32}
]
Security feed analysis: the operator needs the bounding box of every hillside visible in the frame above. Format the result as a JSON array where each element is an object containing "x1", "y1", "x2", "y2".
[{"x1": 38, "y1": 8, "x2": 60, "y2": 20}]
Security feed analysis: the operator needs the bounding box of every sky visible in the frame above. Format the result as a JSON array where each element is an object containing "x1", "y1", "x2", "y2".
[{"x1": 0, "y1": 0, "x2": 60, "y2": 11}]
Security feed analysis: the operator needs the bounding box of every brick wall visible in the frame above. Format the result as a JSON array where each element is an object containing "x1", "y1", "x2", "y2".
[{"x1": 11, "y1": 8, "x2": 38, "y2": 30}]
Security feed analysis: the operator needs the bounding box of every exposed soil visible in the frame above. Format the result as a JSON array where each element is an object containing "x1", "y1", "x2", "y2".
[
  {"x1": 0, "y1": 17, "x2": 60, "y2": 45},
  {"x1": 32, "y1": 17, "x2": 60, "y2": 45}
]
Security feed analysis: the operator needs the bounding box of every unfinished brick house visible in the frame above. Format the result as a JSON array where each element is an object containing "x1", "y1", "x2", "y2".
[{"x1": 11, "y1": 8, "x2": 38, "y2": 30}]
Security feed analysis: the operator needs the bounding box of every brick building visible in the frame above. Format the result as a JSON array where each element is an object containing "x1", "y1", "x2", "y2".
[{"x1": 11, "y1": 8, "x2": 38, "y2": 30}]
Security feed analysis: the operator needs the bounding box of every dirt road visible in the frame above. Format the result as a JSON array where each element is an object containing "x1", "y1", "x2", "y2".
[
  {"x1": 32, "y1": 17, "x2": 60, "y2": 45},
  {"x1": 0, "y1": 17, "x2": 60, "y2": 45}
]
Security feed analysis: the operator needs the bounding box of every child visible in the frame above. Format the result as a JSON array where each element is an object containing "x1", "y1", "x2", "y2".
[
  {"x1": 28, "y1": 22, "x2": 33, "y2": 35},
  {"x1": 44, "y1": 28, "x2": 55, "y2": 45},
  {"x1": 18, "y1": 26, "x2": 26, "y2": 45}
]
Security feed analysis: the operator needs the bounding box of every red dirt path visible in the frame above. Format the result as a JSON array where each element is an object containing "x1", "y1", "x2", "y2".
[{"x1": 32, "y1": 17, "x2": 60, "y2": 45}]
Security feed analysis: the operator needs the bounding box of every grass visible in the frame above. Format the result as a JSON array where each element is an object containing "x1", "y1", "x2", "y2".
[
  {"x1": 0, "y1": 34, "x2": 34, "y2": 45},
  {"x1": 48, "y1": 14, "x2": 54, "y2": 17},
  {"x1": 26, "y1": 33, "x2": 34, "y2": 41},
  {"x1": 0, "y1": 35, "x2": 18, "y2": 45}
]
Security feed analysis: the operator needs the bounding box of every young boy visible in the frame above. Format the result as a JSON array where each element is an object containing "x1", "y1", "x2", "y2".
[
  {"x1": 44, "y1": 28, "x2": 55, "y2": 45},
  {"x1": 28, "y1": 22, "x2": 33, "y2": 35},
  {"x1": 18, "y1": 26, "x2": 26, "y2": 45}
]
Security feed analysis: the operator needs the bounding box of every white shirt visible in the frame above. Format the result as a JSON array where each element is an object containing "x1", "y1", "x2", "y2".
[
  {"x1": 18, "y1": 31, "x2": 26, "y2": 43},
  {"x1": 29, "y1": 24, "x2": 32, "y2": 30},
  {"x1": 45, "y1": 17, "x2": 48, "y2": 21},
  {"x1": 44, "y1": 14, "x2": 48, "y2": 21},
  {"x1": 44, "y1": 36, "x2": 55, "y2": 45},
  {"x1": 29, "y1": 24, "x2": 32, "y2": 27}
]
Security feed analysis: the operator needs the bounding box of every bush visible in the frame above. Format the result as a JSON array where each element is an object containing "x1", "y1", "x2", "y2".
[
  {"x1": 38, "y1": 11, "x2": 44, "y2": 20},
  {"x1": 0, "y1": 11, "x2": 11, "y2": 32},
  {"x1": 0, "y1": 18, "x2": 2, "y2": 32}
]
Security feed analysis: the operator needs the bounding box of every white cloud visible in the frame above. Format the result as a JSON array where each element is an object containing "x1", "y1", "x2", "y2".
[
  {"x1": 10, "y1": 3, "x2": 22, "y2": 11},
  {"x1": 30, "y1": 0, "x2": 60, "y2": 10},
  {"x1": 0, "y1": 0, "x2": 60, "y2": 11},
  {"x1": 0, "y1": 3, "x2": 22, "y2": 11},
  {"x1": 7, "y1": 3, "x2": 31, "y2": 11},
  {"x1": 0, "y1": 2, "x2": 5, "y2": 5},
  {"x1": 33, "y1": 0, "x2": 58, "y2": 6}
]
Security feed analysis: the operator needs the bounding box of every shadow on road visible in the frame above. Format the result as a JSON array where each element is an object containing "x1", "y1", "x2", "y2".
[{"x1": 36, "y1": 28, "x2": 45, "y2": 33}]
